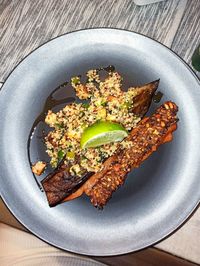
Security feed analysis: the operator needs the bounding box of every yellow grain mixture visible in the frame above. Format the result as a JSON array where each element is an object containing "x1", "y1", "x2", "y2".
[{"x1": 45, "y1": 69, "x2": 141, "y2": 175}]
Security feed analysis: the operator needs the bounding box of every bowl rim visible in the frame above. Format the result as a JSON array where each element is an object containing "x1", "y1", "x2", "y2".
[{"x1": 0, "y1": 27, "x2": 200, "y2": 257}]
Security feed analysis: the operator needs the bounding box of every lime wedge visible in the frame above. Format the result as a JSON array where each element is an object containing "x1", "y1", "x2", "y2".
[{"x1": 80, "y1": 120, "x2": 128, "y2": 149}]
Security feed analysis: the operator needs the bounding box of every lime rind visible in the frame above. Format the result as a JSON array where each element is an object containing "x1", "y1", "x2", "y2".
[
  {"x1": 82, "y1": 130, "x2": 128, "y2": 148},
  {"x1": 80, "y1": 121, "x2": 128, "y2": 149}
]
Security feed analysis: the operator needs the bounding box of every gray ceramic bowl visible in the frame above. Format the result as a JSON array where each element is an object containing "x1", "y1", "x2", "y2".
[{"x1": 0, "y1": 29, "x2": 200, "y2": 256}]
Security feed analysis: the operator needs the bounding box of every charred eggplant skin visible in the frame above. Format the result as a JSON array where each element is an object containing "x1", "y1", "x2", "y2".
[
  {"x1": 87, "y1": 102, "x2": 178, "y2": 208},
  {"x1": 131, "y1": 79, "x2": 160, "y2": 116},
  {"x1": 42, "y1": 162, "x2": 93, "y2": 207}
]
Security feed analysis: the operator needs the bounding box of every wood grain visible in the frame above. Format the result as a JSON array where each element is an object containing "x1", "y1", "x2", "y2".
[
  {"x1": 156, "y1": 208, "x2": 200, "y2": 264},
  {"x1": 0, "y1": 223, "x2": 105, "y2": 266},
  {"x1": 171, "y1": 0, "x2": 200, "y2": 64},
  {"x1": 1, "y1": 0, "x2": 200, "y2": 264},
  {"x1": 0, "y1": 0, "x2": 186, "y2": 81},
  {"x1": 0, "y1": 199, "x2": 26, "y2": 231},
  {"x1": 94, "y1": 248, "x2": 197, "y2": 266},
  {"x1": 1, "y1": 222, "x2": 197, "y2": 266}
]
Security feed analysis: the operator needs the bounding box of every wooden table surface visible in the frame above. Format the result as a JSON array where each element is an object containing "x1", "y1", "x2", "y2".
[{"x1": 0, "y1": 0, "x2": 200, "y2": 264}]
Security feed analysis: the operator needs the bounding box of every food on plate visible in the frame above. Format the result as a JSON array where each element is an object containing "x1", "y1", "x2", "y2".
[
  {"x1": 65, "y1": 101, "x2": 178, "y2": 208},
  {"x1": 42, "y1": 101, "x2": 178, "y2": 208},
  {"x1": 31, "y1": 67, "x2": 178, "y2": 208},
  {"x1": 42, "y1": 69, "x2": 159, "y2": 175},
  {"x1": 32, "y1": 161, "x2": 46, "y2": 176}
]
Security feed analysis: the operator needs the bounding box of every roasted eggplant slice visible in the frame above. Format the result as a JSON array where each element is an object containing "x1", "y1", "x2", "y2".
[
  {"x1": 129, "y1": 79, "x2": 159, "y2": 116},
  {"x1": 41, "y1": 161, "x2": 93, "y2": 207}
]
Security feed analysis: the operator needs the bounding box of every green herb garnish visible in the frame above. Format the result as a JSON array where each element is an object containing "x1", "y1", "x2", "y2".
[
  {"x1": 71, "y1": 76, "x2": 80, "y2": 86},
  {"x1": 55, "y1": 123, "x2": 63, "y2": 129},
  {"x1": 121, "y1": 101, "x2": 132, "y2": 109},
  {"x1": 81, "y1": 154, "x2": 88, "y2": 160},
  {"x1": 58, "y1": 150, "x2": 65, "y2": 161},
  {"x1": 82, "y1": 102, "x2": 89, "y2": 109},
  {"x1": 101, "y1": 100, "x2": 107, "y2": 107}
]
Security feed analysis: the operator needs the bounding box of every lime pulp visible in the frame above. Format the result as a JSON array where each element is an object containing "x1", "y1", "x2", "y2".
[{"x1": 80, "y1": 121, "x2": 128, "y2": 149}]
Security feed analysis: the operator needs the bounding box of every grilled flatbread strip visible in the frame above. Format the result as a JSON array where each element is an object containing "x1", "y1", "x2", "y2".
[{"x1": 64, "y1": 102, "x2": 178, "y2": 208}]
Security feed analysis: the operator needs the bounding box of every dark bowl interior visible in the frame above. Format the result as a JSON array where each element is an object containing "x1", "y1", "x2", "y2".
[{"x1": 0, "y1": 29, "x2": 200, "y2": 255}]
